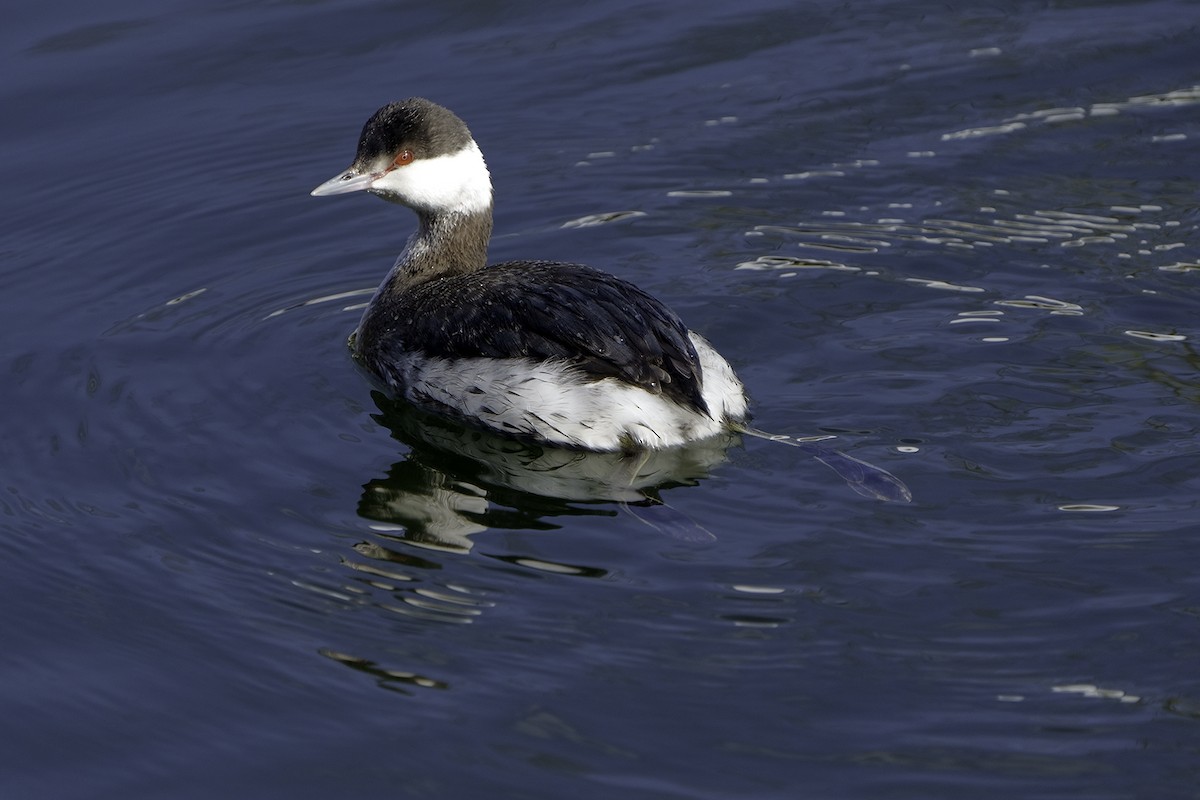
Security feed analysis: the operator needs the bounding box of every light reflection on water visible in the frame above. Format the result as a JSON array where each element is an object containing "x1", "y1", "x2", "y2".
[
  {"x1": 744, "y1": 205, "x2": 1184, "y2": 256},
  {"x1": 3, "y1": 0, "x2": 1200, "y2": 797}
]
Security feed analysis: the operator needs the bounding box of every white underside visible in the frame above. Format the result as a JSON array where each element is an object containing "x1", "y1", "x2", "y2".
[{"x1": 384, "y1": 333, "x2": 748, "y2": 451}]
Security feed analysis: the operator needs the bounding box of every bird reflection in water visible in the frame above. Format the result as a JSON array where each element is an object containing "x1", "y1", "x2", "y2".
[
  {"x1": 355, "y1": 391, "x2": 910, "y2": 554},
  {"x1": 327, "y1": 393, "x2": 909, "y2": 690}
]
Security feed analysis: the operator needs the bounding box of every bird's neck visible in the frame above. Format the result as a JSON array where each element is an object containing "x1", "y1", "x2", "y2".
[
  {"x1": 352, "y1": 205, "x2": 494, "y2": 361},
  {"x1": 386, "y1": 205, "x2": 494, "y2": 291}
]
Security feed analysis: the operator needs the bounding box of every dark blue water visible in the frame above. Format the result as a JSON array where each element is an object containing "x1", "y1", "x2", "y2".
[{"x1": 4, "y1": 1, "x2": 1200, "y2": 797}]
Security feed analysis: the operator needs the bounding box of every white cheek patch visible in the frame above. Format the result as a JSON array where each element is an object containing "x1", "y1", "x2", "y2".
[{"x1": 370, "y1": 141, "x2": 493, "y2": 215}]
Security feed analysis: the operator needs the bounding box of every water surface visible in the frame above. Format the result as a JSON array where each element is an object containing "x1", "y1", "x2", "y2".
[{"x1": 3, "y1": 1, "x2": 1199, "y2": 797}]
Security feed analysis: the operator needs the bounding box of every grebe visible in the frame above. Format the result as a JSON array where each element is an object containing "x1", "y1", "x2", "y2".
[{"x1": 312, "y1": 98, "x2": 748, "y2": 452}]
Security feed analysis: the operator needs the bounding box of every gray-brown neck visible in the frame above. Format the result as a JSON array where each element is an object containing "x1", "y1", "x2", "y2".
[
  {"x1": 352, "y1": 204, "x2": 494, "y2": 360},
  {"x1": 383, "y1": 204, "x2": 494, "y2": 293}
]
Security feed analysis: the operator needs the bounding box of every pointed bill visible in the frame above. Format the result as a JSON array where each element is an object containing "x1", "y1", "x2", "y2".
[{"x1": 311, "y1": 168, "x2": 377, "y2": 197}]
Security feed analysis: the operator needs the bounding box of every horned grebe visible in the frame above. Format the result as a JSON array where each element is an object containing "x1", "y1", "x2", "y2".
[{"x1": 312, "y1": 98, "x2": 748, "y2": 452}]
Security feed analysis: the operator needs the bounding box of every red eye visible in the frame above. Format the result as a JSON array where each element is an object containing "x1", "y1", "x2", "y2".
[{"x1": 393, "y1": 149, "x2": 414, "y2": 167}]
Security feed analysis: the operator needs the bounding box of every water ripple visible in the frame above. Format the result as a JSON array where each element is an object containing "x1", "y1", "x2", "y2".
[
  {"x1": 943, "y1": 84, "x2": 1200, "y2": 141},
  {"x1": 746, "y1": 205, "x2": 1171, "y2": 255}
]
